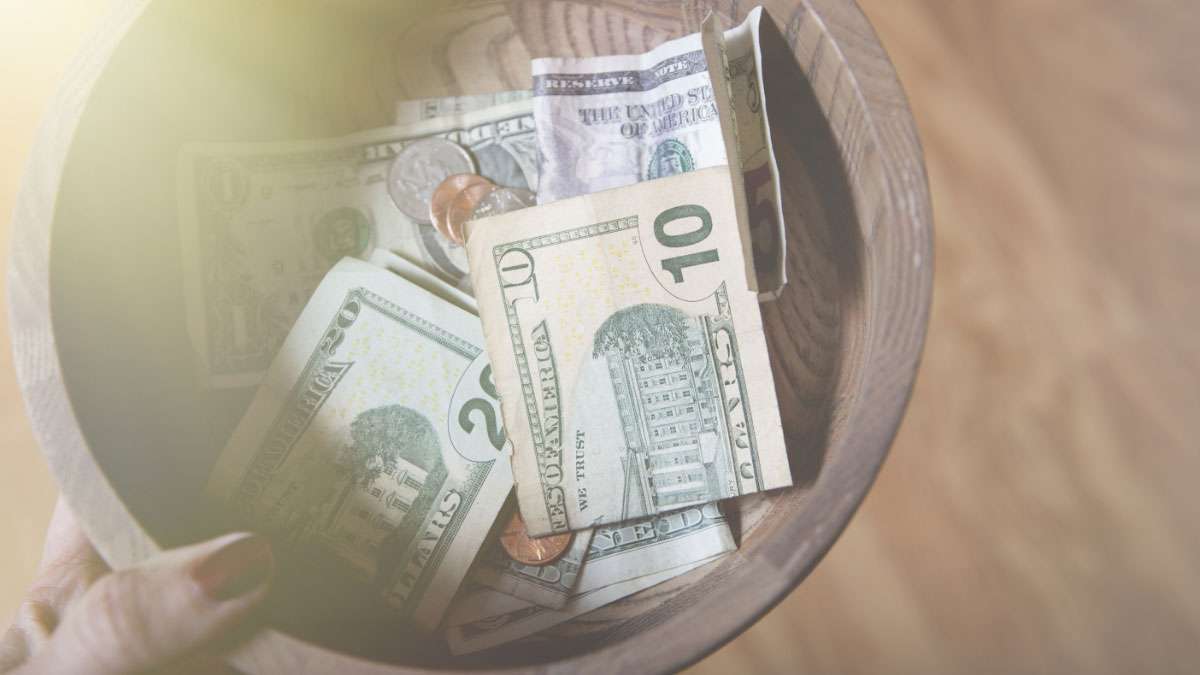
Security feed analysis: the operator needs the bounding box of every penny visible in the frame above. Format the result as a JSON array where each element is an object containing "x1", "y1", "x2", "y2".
[
  {"x1": 461, "y1": 187, "x2": 538, "y2": 242},
  {"x1": 386, "y1": 138, "x2": 475, "y2": 223},
  {"x1": 498, "y1": 511, "x2": 573, "y2": 566},
  {"x1": 445, "y1": 181, "x2": 498, "y2": 245},
  {"x1": 429, "y1": 174, "x2": 493, "y2": 243}
]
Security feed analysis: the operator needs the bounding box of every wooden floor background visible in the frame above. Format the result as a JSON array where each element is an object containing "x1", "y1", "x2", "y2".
[{"x1": 2, "y1": 2, "x2": 1198, "y2": 673}]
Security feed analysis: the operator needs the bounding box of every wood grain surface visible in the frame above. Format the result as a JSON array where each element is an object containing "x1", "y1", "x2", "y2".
[
  {"x1": 691, "y1": 1, "x2": 1200, "y2": 673},
  {"x1": 0, "y1": 0, "x2": 122, "y2": 621},
  {"x1": 1, "y1": 1, "x2": 1197, "y2": 673}
]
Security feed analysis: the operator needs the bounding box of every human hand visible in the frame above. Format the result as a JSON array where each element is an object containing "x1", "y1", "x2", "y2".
[{"x1": 0, "y1": 498, "x2": 273, "y2": 674}]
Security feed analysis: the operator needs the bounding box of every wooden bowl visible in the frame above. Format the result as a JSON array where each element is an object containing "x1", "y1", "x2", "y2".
[{"x1": 9, "y1": 0, "x2": 932, "y2": 672}]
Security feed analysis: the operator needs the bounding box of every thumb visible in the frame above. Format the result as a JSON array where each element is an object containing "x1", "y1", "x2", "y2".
[{"x1": 31, "y1": 533, "x2": 273, "y2": 674}]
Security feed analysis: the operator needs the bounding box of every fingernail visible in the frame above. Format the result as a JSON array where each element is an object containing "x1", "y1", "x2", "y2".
[{"x1": 192, "y1": 535, "x2": 274, "y2": 601}]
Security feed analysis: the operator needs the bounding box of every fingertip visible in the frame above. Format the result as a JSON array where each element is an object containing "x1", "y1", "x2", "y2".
[{"x1": 192, "y1": 534, "x2": 275, "y2": 603}]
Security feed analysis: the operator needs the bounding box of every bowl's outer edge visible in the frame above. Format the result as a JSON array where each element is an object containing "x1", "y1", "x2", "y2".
[{"x1": 7, "y1": 0, "x2": 933, "y2": 673}]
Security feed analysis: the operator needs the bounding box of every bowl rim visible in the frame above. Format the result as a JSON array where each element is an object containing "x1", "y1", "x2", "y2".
[{"x1": 8, "y1": 0, "x2": 933, "y2": 672}]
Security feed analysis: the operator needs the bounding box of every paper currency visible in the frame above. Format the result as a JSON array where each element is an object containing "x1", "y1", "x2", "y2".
[
  {"x1": 531, "y1": 7, "x2": 785, "y2": 298},
  {"x1": 368, "y1": 248, "x2": 478, "y2": 314},
  {"x1": 445, "y1": 503, "x2": 734, "y2": 654},
  {"x1": 396, "y1": 90, "x2": 534, "y2": 125},
  {"x1": 204, "y1": 258, "x2": 512, "y2": 630},
  {"x1": 368, "y1": 249, "x2": 586, "y2": 610},
  {"x1": 470, "y1": 515, "x2": 592, "y2": 610},
  {"x1": 178, "y1": 99, "x2": 536, "y2": 387},
  {"x1": 467, "y1": 166, "x2": 789, "y2": 536}
]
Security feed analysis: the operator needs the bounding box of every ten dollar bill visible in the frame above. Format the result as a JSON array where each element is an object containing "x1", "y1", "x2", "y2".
[{"x1": 467, "y1": 166, "x2": 789, "y2": 536}]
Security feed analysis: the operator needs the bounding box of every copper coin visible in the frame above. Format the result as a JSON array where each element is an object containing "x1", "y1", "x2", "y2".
[
  {"x1": 429, "y1": 174, "x2": 493, "y2": 243},
  {"x1": 446, "y1": 181, "x2": 498, "y2": 245},
  {"x1": 498, "y1": 511, "x2": 573, "y2": 566}
]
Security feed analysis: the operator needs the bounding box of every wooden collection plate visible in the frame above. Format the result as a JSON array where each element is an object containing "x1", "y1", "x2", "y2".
[{"x1": 9, "y1": 0, "x2": 932, "y2": 672}]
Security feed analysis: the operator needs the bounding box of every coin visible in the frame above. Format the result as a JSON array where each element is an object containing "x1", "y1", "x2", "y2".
[
  {"x1": 445, "y1": 181, "x2": 498, "y2": 245},
  {"x1": 471, "y1": 187, "x2": 536, "y2": 220},
  {"x1": 498, "y1": 511, "x2": 573, "y2": 566},
  {"x1": 461, "y1": 187, "x2": 538, "y2": 242},
  {"x1": 387, "y1": 138, "x2": 476, "y2": 223},
  {"x1": 429, "y1": 174, "x2": 494, "y2": 243}
]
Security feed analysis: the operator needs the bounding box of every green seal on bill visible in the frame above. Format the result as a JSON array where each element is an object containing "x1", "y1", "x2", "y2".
[
  {"x1": 645, "y1": 139, "x2": 696, "y2": 180},
  {"x1": 314, "y1": 207, "x2": 372, "y2": 261}
]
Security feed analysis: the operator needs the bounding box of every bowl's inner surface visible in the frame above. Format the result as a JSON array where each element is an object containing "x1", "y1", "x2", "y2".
[{"x1": 49, "y1": 0, "x2": 861, "y2": 668}]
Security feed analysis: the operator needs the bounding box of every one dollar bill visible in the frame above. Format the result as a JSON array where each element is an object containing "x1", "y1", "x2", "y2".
[
  {"x1": 467, "y1": 166, "x2": 790, "y2": 537},
  {"x1": 395, "y1": 90, "x2": 533, "y2": 125},
  {"x1": 531, "y1": 7, "x2": 785, "y2": 298},
  {"x1": 178, "y1": 99, "x2": 537, "y2": 388},
  {"x1": 205, "y1": 258, "x2": 512, "y2": 630},
  {"x1": 445, "y1": 503, "x2": 734, "y2": 654},
  {"x1": 368, "y1": 248, "x2": 478, "y2": 315}
]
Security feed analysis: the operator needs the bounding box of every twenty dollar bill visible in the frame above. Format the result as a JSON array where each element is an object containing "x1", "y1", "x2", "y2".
[
  {"x1": 467, "y1": 166, "x2": 789, "y2": 536},
  {"x1": 205, "y1": 258, "x2": 512, "y2": 629}
]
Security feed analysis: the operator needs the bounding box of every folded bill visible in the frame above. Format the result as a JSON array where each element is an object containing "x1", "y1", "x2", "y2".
[
  {"x1": 204, "y1": 258, "x2": 512, "y2": 630},
  {"x1": 445, "y1": 503, "x2": 734, "y2": 654},
  {"x1": 467, "y1": 166, "x2": 790, "y2": 536},
  {"x1": 470, "y1": 515, "x2": 592, "y2": 610},
  {"x1": 178, "y1": 99, "x2": 536, "y2": 387},
  {"x1": 531, "y1": 7, "x2": 785, "y2": 298}
]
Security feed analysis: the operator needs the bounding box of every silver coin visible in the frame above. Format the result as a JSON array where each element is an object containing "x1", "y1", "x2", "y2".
[
  {"x1": 387, "y1": 138, "x2": 476, "y2": 224},
  {"x1": 464, "y1": 188, "x2": 537, "y2": 242},
  {"x1": 470, "y1": 187, "x2": 537, "y2": 220}
]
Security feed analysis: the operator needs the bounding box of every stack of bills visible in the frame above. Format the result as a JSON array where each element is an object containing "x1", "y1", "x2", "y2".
[{"x1": 190, "y1": 7, "x2": 791, "y2": 655}]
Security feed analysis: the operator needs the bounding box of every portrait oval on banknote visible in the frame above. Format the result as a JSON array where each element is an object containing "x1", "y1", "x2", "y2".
[
  {"x1": 200, "y1": 157, "x2": 251, "y2": 212},
  {"x1": 313, "y1": 207, "x2": 374, "y2": 262},
  {"x1": 645, "y1": 138, "x2": 697, "y2": 180}
]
